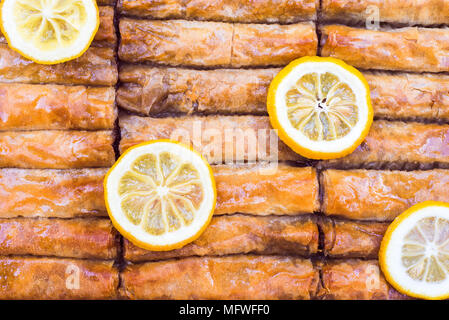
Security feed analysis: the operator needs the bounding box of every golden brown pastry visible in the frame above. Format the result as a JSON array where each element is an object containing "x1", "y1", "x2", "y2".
[
  {"x1": 110, "y1": 162, "x2": 317, "y2": 217},
  {"x1": 124, "y1": 214, "x2": 318, "y2": 262},
  {"x1": 0, "y1": 45, "x2": 117, "y2": 86},
  {"x1": 120, "y1": 116, "x2": 449, "y2": 166},
  {"x1": 230, "y1": 22, "x2": 317, "y2": 67},
  {"x1": 0, "y1": 168, "x2": 107, "y2": 218},
  {"x1": 318, "y1": 260, "x2": 409, "y2": 300},
  {"x1": 117, "y1": 65, "x2": 279, "y2": 115},
  {"x1": 322, "y1": 169, "x2": 449, "y2": 221},
  {"x1": 121, "y1": 255, "x2": 319, "y2": 299},
  {"x1": 365, "y1": 72, "x2": 449, "y2": 121},
  {"x1": 118, "y1": 0, "x2": 318, "y2": 23},
  {"x1": 119, "y1": 114, "x2": 302, "y2": 163},
  {"x1": 118, "y1": 19, "x2": 317, "y2": 67},
  {"x1": 213, "y1": 164, "x2": 318, "y2": 215},
  {"x1": 98, "y1": 0, "x2": 116, "y2": 5},
  {"x1": 323, "y1": 121, "x2": 449, "y2": 168},
  {"x1": 0, "y1": 218, "x2": 117, "y2": 259},
  {"x1": 118, "y1": 19, "x2": 232, "y2": 66},
  {"x1": 321, "y1": 25, "x2": 449, "y2": 73},
  {"x1": 0, "y1": 257, "x2": 118, "y2": 299},
  {"x1": 322, "y1": 0, "x2": 449, "y2": 25},
  {"x1": 320, "y1": 218, "x2": 389, "y2": 258},
  {"x1": 95, "y1": 6, "x2": 117, "y2": 48},
  {"x1": 0, "y1": 131, "x2": 115, "y2": 169},
  {"x1": 0, "y1": 84, "x2": 116, "y2": 130}
]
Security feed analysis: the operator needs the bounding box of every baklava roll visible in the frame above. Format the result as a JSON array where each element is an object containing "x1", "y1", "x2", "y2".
[
  {"x1": 117, "y1": 66, "x2": 449, "y2": 121},
  {"x1": 0, "y1": 84, "x2": 116, "y2": 130},
  {"x1": 117, "y1": 66, "x2": 279, "y2": 115},
  {"x1": 322, "y1": 169, "x2": 449, "y2": 221},
  {"x1": 124, "y1": 214, "x2": 318, "y2": 262},
  {"x1": 120, "y1": 116, "x2": 449, "y2": 167},
  {"x1": 321, "y1": 25, "x2": 449, "y2": 73},
  {"x1": 213, "y1": 164, "x2": 319, "y2": 215},
  {"x1": 95, "y1": 6, "x2": 117, "y2": 48},
  {"x1": 0, "y1": 45, "x2": 117, "y2": 86},
  {"x1": 320, "y1": 218, "x2": 389, "y2": 258},
  {"x1": 0, "y1": 257, "x2": 118, "y2": 299},
  {"x1": 97, "y1": 0, "x2": 116, "y2": 5},
  {"x1": 119, "y1": 19, "x2": 317, "y2": 67},
  {"x1": 0, "y1": 168, "x2": 107, "y2": 218},
  {"x1": 322, "y1": 0, "x2": 449, "y2": 26},
  {"x1": 121, "y1": 255, "x2": 319, "y2": 300},
  {"x1": 318, "y1": 260, "x2": 409, "y2": 300},
  {"x1": 365, "y1": 72, "x2": 449, "y2": 121},
  {"x1": 119, "y1": 114, "x2": 302, "y2": 163},
  {"x1": 0, "y1": 131, "x2": 115, "y2": 169},
  {"x1": 323, "y1": 121, "x2": 449, "y2": 168},
  {"x1": 0, "y1": 218, "x2": 117, "y2": 259}
]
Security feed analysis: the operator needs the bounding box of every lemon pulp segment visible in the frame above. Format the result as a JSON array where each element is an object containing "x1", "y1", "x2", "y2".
[
  {"x1": 286, "y1": 72, "x2": 358, "y2": 141},
  {"x1": 401, "y1": 216, "x2": 449, "y2": 283},
  {"x1": 118, "y1": 153, "x2": 204, "y2": 235}
]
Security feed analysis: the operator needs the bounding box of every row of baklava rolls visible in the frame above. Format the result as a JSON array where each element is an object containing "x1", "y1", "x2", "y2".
[{"x1": 0, "y1": 0, "x2": 120, "y2": 300}]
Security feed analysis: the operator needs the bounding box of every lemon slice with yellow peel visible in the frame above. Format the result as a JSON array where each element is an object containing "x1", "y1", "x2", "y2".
[
  {"x1": 104, "y1": 140, "x2": 216, "y2": 251},
  {"x1": 0, "y1": 0, "x2": 99, "y2": 64},
  {"x1": 267, "y1": 56, "x2": 373, "y2": 159},
  {"x1": 380, "y1": 201, "x2": 449, "y2": 300}
]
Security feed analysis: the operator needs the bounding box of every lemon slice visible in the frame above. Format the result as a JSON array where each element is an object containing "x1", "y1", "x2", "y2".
[
  {"x1": 379, "y1": 201, "x2": 449, "y2": 300},
  {"x1": 104, "y1": 140, "x2": 216, "y2": 251},
  {"x1": 267, "y1": 56, "x2": 373, "y2": 160},
  {"x1": 0, "y1": 0, "x2": 99, "y2": 64}
]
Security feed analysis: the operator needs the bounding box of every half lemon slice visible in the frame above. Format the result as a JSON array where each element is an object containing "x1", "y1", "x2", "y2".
[
  {"x1": 267, "y1": 56, "x2": 373, "y2": 159},
  {"x1": 104, "y1": 140, "x2": 216, "y2": 251},
  {"x1": 380, "y1": 201, "x2": 449, "y2": 300},
  {"x1": 0, "y1": 0, "x2": 99, "y2": 64}
]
